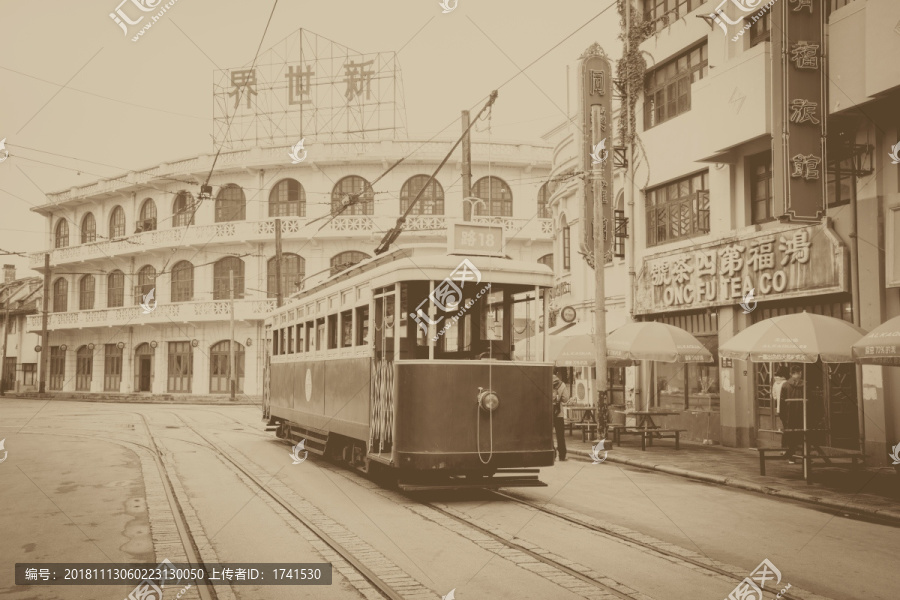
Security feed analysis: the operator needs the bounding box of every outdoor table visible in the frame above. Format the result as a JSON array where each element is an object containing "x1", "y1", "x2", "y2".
[
  {"x1": 613, "y1": 410, "x2": 683, "y2": 449},
  {"x1": 565, "y1": 405, "x2": 595, "y2": 438}
]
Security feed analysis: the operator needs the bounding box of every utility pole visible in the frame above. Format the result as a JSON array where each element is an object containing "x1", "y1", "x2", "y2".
[
  {"x1": 461, "y1": 110, "x2": 473, "y2": 221},
  {"x1": 229, "y1": 269, "x2": 236, "y2": 401},
  {"x1": 39, "y1": 253, "x2": 50, "y2": 394},
  {"x1": 1, "y1": 291, "x2": 10, "y2": 396},
  {"x1": 591, "y1": 158, "x2": 609, "y2": 439},
  {"x1": 274, "y1": 218, "x2": 284, "y2": 308}
]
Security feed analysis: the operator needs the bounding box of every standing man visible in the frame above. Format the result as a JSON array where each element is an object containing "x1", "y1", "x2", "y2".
[
  {"x1": 779, "y1": 365, "x2": 805, "y2": 464},
  {"x1": 552, "y1": 374, "x2": 570, "y2": 461}
]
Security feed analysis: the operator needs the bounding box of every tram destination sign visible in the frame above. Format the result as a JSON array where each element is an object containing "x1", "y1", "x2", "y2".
[
  {"x1": 450, "y1": 223, "x2": 505, "y2": 257},
  {"x1": 633, "y1": 224, "x2": 848, "y2": 315}
]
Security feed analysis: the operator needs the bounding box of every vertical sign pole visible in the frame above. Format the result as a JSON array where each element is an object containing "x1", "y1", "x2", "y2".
[{"x1": 39, "y1": 253, "x2": 50, "y2": 394}]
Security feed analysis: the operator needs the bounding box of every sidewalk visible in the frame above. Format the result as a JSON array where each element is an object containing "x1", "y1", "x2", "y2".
[{"x1": 565, "y1": 435, "x2": 900, "y2": 524}]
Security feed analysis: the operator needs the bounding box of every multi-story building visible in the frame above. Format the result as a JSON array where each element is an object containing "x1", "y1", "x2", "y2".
[
  {"x1": 547, "y1": 0, "x2": 900, "y2": 463},
  {"x1": 27, "y1": 140, "x2": 552, "y2": 399},
  {"x1": 0, "y1": 265, "x2": 43, "y2": 394}
]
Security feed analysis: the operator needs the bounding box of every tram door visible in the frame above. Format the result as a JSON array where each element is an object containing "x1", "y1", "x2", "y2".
[{"x1": 371, "y1": 286, "x2": 395, "y2": 453}]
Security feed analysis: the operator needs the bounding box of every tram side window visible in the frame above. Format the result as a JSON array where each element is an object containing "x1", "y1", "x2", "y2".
[
  {"x1": 341, "y1": 310, "x2": 353, "y2": 348},
  {"x1": 306, "y1": 321, "x2": 314, "y2": 352},
  {"x1": 328, "y1": 314, "x2": 338, "y2": 349},
  {"x1": 273, "y1": 330, "x2": 280, "y2": 356},
  {"x1": 287, "y1": 326, "x2": 294, "y2": 354},
  {"x1": 296, "y1": 324, "x2": 304, "y2": 354},
  {"x1": 316, "y1": 318, "x2": 325, "y2": 351},
  {"x1": 356, "y1": 305, "x2": 369, "y2": 346}
]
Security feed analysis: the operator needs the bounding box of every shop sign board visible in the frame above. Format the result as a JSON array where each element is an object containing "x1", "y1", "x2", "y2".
[{"x1": 634, "y1": 224, "x2": 847, "y2": 314}]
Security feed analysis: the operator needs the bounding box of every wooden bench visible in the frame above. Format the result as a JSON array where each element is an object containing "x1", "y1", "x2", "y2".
[
  {"x1": 570, "y1": 422, "x2": 599, "y2": 442},
  {"x1": 610, "y1": 425, "x2": 685, "y2": 450},
  {"x1": 757, "y1": 447, "x2": 866, "y2": 476}
]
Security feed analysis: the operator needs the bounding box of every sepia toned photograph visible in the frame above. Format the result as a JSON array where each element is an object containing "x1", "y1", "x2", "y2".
[{"x1": 1, "y1": 0, "x2": 899, "y2": 598}]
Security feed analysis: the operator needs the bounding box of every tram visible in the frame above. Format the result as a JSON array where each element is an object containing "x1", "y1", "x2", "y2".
[{"x1": 262, "y1": 241, "x2": 555, "y2": 489}]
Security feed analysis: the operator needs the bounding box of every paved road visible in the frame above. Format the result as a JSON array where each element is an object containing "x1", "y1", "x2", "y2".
[{"x1": 0, "y1": 398, "x2": 894, "y2": 600}]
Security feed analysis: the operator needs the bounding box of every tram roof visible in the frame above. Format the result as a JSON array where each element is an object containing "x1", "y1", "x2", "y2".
[{"x1": 270, "y1": 244, "x2": 553, "y2": 318}]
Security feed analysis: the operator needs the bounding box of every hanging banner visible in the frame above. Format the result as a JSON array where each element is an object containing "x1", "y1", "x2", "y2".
[
  {"x1": 772, "y1": 0, "x2": 827, "y2": 222},
  {"x1": 579, "y1": 43, "x2": 613, "y2": 266}
]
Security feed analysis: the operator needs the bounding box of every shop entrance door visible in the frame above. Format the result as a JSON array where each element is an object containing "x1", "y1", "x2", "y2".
[{"x1": 139, "y1": 357, "x2": 152, "y2": 391}]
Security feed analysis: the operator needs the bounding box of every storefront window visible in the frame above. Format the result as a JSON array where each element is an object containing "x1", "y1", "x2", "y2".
[{"x1": 651, "y1": 311, "x2": 719, "y2": 412}]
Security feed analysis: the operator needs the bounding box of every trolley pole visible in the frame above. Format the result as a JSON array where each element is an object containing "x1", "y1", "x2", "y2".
[
  {"x1": 274, "y1": 218, "x2": 284, "y2": 308},
  {"x1": 1, "y1": 293, "x2": 10, "y2": 396},
  {"x1": 39, "y1": 253, "x2": 50, "y2": 394},
  {"x1": 229, "y1": 269, "x2": 236, "y2": 401},
  {"x1": 461, "y1": 110, "x2": 473, "y2": 221}
]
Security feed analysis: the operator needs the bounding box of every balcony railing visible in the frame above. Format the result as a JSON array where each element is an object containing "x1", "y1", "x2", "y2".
[
  {"x1": 26, "y1": 298, "x2": 277, "y2": 332},
  {"x1": 30, "y1": 217, "x2": 554, "y2": 268}
]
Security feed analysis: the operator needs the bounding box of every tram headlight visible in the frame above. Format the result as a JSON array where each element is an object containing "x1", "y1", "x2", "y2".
[{"x1": 478, "y1": 389, "x2": 500, "y2": 412}]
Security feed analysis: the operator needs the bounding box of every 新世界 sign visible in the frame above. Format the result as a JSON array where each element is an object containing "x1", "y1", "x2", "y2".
[{"x1": 634, "y1": 224, "x2": 847, "y2": 314}]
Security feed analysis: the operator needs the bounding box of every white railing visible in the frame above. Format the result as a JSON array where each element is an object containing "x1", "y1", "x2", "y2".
[
  {"x1": 30, "y1": 216, "x2": 554, "y2": 268},
  {"x1": 26, "y1": 299, "x2": 277, "y2": 332}
]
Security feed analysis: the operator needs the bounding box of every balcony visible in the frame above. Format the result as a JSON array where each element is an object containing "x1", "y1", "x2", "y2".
[
  {"x1": 829, "y1": 0, "x2": 900, "y2": 112},
  {"x1": 26, "y1": 298, "x2": 278, "y2": 332},
  {"x1": 30, "y1": 216, "x2": 554, "y2": 268},
  {"x1": 690, "y1": 42, "x2": 771, "y2": 162}
]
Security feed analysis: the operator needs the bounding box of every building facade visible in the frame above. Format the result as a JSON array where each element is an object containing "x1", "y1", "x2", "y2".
[
  {"x1": 547, "y1": 0, "x2": 900, "y2": 463},
  {"x1": 1, "y1": 265, "x2": 43, "y2": 394},
  {"x1": 27, "y1": 140, "x2": 552, "y2": 399}
]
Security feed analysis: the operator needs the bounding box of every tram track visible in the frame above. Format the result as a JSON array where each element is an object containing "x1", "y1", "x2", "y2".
[
  {"x1": 486, "y1": 490, "x2": 826, "y2": 600},
  {"x1": 166, "y1": 413, "x2": 435, "y2": 600}
]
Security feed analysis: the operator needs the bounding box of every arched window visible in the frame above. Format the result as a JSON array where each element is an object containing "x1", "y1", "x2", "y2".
[
  {"x1": 538, "y1": 183, "x2": 551, "y2": 219},
  {"x1": 215, "y1": 184, "x2": 245, "y2": 222},
  {"x1": 138, "y1": 198, "x2": 157, "y2": 231},
  {"x1": 330, "y1": 251, "x2": 369, "y2": 276},
  {"x1": 107, "y1": 270, "x2": 125, "y2": 307},
  {"x1": 76, "y1": 346, "x2": 93, "y2": 391},
  {"x1": 400, "y1": 175, "x2": 444, "y2": 215},
  {"x1": 267, "y1": 254, "x2": 305, "y2": 298},
  {"x1": 331, "y1": 176, "x2": 374, "y2": 216},
  {"x1": 173, "y1": 191, "x2": 195, "y2": 227},
  {"x1": 472, "y1": 176, "x2": 513, "y2": 217},
  {"x1": 538, "y1": 254, "x2": 554, "y2": 270},
  {"x1": 81, "y1": 213, "x2": 96, "y2": 244},
  {"x1": 53, "y1": 278, "x2": 68, "y2": 312},
  {"x1": 135, "y1": 265, "x2": 156, "y2": 305},
  {"x1": 171, "y1": 261, "x2": 194, "y2": 302},
  {"x1": 560, "y1": 214, "x2": 571, "y2": 271},
  {"x1": 213, "y1": 257, "x2": 244, "y2": 300},
  {"x1": 109, "y1": 206, "x2": 126, "y2": 238},
  {"x1": 55, "y1": 220, "x2": 69, "y2": 248},
  {"x1": 209, "y1": 340, "x2": 245, "y2": 393},
  {"x1": 269, "y1": 179, "x2": 306, "y2": 217},
  {"x1": 79, "y1": 275, "x2": 95, "y2": 310}
]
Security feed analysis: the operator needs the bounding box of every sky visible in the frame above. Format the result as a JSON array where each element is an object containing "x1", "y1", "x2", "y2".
[{"x1": 0, "y1": 0, "x2": 622, "y2": 277}]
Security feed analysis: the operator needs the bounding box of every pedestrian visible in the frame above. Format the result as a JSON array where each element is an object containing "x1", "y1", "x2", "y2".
[
  {"x1": 772, "y1": 367, "x2": 788, "y2": 417},
  {"x1": 552, "y1": 374, "x2": 570, "y2": 461},
  {"x1": 780, "y1": 365, "x2": 805, "y2": 463}
]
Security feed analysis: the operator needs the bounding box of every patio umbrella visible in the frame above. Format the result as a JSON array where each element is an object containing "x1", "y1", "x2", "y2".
[
  {"x1": 719, "y1": 312, "x2": 865, "y2": 363},
  {"x1": 851, "y1": 314, "x2": 900, "y2": 366},
  {"x1": 719, "y1": 312, "x2": 866, "y2": 481},
  {"x1": 606, "y1": 322, "x2": 714, "y2": 364}
]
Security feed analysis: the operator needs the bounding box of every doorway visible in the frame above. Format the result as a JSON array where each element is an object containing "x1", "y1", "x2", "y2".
[{"x1": 134, "y1": 343, "x2": 154, "y2": 392}]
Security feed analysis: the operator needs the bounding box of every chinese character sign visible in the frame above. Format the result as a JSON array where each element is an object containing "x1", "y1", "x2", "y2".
[
  {"x1": 635, "y1": 226, "x2": 847, "y2": 313},
  {"x1": 580, "y1": 44, "x2": 613, "y2": 266},
  {"x1": 772, "y1": 0, "x2": 826, "y2": 221},
  {"x1": 213, "y1": 29, "x2": 407, "y2": 149}
]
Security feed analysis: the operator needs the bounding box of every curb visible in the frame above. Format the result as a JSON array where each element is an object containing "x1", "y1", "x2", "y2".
[{"x1": 569, "y1": 448, "x2": 900, "y2": 524}]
